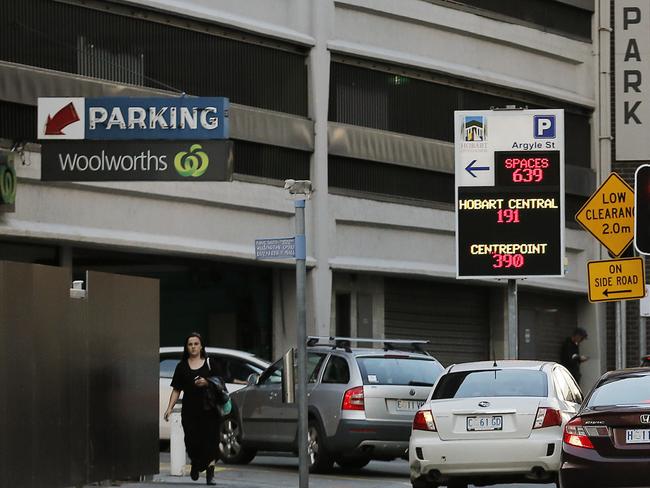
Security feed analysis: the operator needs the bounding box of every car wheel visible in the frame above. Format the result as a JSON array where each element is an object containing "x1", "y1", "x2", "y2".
[
  {"x1": 447, "y1": 481, "x2": 468, "y2": 488},
  {"x1": 335, "y1": 456, "x2": 370, "y2": 470},
  {"x1": 307, "y1": 420, "x2": 333, "y2": 473},
  {"x1": 219, "y1": 414, "x2": 256, "y2": 464},
  {"x1": 411, "y1": 476, "x2": 437, "y2": 488}
]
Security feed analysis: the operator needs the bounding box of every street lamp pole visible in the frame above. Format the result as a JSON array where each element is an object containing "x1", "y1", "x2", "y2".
[
  {"x1": 284, "y1": 179, "x2": 312, "y2": 488},
  {"x1": 295, "y1": 197, "x2": 308, "y2": 488}
]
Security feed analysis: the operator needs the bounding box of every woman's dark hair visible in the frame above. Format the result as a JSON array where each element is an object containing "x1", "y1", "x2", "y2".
[{"x1": 182, "y1": 332, "x2": 206, "y2": 361}]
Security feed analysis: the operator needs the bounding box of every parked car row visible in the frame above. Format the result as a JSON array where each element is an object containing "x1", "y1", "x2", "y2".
[
  {"x1": 160, "y1": 338, "x2": 650, "y2": 487},
  {"x1": 411, "y1": 361, "x2": 650, "y2": 488}
]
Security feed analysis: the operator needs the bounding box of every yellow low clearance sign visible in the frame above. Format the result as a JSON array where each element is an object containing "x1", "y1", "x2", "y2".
[
  {"x1": 575, "y1": 173, "x2": 634, "y2": 257},
  {"x1": 587, "y1": 257, "x2": 646, "y2": 303}
]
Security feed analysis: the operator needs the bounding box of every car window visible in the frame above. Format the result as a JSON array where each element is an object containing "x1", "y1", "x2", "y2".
[
  {"x1": 431, "y1": 370, "x2": 548, "y2": 399},
  {"x1": 258, "y1": 353, "x2": 324, "y2": 385},
  {"x1": 160, "y1": 358, "x2": 179, "y2": 379},
  {"x1": 560, "y1": 368, "x2": 583, "y2": 404},
  {"x1": 227, "y1": 358, "x2": 265, "y2": 383},
  {"x1": 307, "y1": 353, "x2": 327, "y2": 383},
  {"x1": 587, "y1": 373, "x2": 650, "y2": 407},
  {"x1": 259, "y1": 359, "x2": 283, "y2": 385},
  {"x1": 213, "y1": 356, "x2": 266, "y2": 384},
  {"x1": 322, "y1": 355, "x2": 350, "y2": 384},
  {"x1": 553, "y1": 368, "x2": 571, "y2": 402},
  {"x1": 356, "y1": 356, "x2": 444, "y2": 386}
]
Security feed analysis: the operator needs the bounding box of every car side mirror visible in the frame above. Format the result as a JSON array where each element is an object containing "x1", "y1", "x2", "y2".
[{"x1": 247, "y1": 373, "x2": 259, "y2": 386}]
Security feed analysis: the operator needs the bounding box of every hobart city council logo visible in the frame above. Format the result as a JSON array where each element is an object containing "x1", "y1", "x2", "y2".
[
  {"x1": 174, "y1": 144, "x2": 209, "y2": 177},
  {"x1": 462, "y1": 116, "x2": 487, "y2": 142}
]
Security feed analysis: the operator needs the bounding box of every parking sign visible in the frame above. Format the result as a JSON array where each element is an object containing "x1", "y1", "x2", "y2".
[
  {"x1": 455, "y1": 109, "x2": 565, "y2": 279},
  {"x1": 533, "y1": 115, "x2": 556, "y2": 139}
]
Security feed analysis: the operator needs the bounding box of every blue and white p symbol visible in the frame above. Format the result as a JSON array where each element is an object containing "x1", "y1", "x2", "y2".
[{"x1": 534, "y1": 115, "x2": 556, "y2": 139}]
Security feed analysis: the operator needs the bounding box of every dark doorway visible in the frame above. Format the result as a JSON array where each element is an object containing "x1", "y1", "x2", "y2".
[{"x1": 336, "y1": 293, "x2": 351, "y2": 337}]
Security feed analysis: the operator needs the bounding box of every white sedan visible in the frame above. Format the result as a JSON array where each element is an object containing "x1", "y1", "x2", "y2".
[
  {"x1": 159, "y1": 346, "x2": 270, "y2": 441},
  {"x1": 409, "y1": 360, "x2": 583, "y2": 488}
]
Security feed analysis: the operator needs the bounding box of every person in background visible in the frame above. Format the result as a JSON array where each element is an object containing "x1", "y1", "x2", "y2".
[
  {"x1": 560, "y1": 327, "x2": 589, "y2": 384},
  {"x1": 164, "y1": 332, "x2": 221, "y2": 485}
]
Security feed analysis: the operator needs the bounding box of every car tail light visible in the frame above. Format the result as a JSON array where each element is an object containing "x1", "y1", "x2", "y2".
[
  {"x1": 533, "y1": 407, "x2": 562, "y2": 429},
  {"x1": 342, "y1": 386, "x2": 365, "y2": 411},
  {"x1": 563, "y1": 417, "x2": 595, "y2": 449},
  {"x1": 413, "y1": 410, "x2": 436, "y2": 431}
]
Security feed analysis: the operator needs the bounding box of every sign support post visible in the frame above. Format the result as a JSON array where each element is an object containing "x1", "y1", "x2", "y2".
[
  {"x1": 294, "y1": 197, "x2": 308, "y2": 488},
  {"x1": 507, "y1": 279, "x2": 518, "y2": 359},
  {"x1": 616, "y1": 301, "x2": 627, "y2": 369},
  {"x1": 281, "y1": 179, "x2": 313, "y2": 488},
  {"x1": 256, "y1": 179, "x2": 311, "y2": 486}
]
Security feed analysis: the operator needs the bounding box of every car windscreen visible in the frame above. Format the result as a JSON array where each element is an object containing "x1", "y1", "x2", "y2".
[
  {"x1": 160, "y1": 358, "x2": 180, "y2": 379},
  {"x1": 356, "y1": 356, "x2": 443, "y2": 386},
  {"x1": 431, "y1": 369, "x2": 548, "y2": 399},
  {"x1": 587, "y1": 373, "x2": 650, "y2": 407}
]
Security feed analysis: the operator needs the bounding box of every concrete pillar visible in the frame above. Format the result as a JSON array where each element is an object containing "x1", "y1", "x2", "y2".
[{"x1": 307, "y1": 0, "x2": 334, "y2": 337}]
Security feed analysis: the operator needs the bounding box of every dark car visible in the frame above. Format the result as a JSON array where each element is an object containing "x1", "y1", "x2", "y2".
[
  {"x1": 559, "y1": 368, "x2": 650, "y2": 488},
  {"x1": 641, "y1": 355, "x2": 650, "y2": 367}
]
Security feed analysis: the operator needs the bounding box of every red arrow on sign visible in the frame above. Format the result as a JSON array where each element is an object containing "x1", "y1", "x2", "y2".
[{"x1": 45, "y1": 102, "x2": 80, "y2": 135}]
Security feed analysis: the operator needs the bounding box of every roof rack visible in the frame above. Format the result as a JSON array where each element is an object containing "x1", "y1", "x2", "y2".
[{"x1": 306, "y1": 336, "x2": 431, "y2": 355}]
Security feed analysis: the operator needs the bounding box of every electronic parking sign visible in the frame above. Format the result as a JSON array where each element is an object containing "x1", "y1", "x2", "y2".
[{"x1": 455, "y1": 109, "x2": 565, "y2": 278}]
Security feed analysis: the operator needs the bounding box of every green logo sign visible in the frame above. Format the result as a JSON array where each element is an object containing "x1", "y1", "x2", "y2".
[
  {"x1": 0, "y1": 164, "x2": 16, "y2": 204},
  {"x1": 174, "y1": 144, "x2": 209, "y2": 177}
]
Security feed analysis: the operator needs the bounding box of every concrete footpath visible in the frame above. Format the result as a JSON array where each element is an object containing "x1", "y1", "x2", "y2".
[
  {"x1": 99, "y1": 454, "x2": 412, "y2": 488},
  {"x1": 94, "y1": 455, "x2": 554, "y2": 488}
]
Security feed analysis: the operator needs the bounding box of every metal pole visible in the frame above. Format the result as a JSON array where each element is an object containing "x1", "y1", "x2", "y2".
[
  {"x1": 640, "y1": 316, "x2": 647, "y2": 359},
  {"x1": 615, "y1": 301, "x2": 626, "y2": 370},
  {"x1": 507, "y1": 279, "x2": 518, "y2": 359},
  {"x1": 294, "y1": 199, "x2": 308, "y2": 488},
  {"x1": 621, "y1": 300, "x2": 627, "y2": 368}
]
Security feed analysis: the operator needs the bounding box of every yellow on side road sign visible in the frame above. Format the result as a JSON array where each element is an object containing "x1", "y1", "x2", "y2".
[
  {"x1": 575, "y1": 173, "x2": 634, "y2": 257},
  {"x1": 587, "y1": 257, "x2": 646, "y2": 303}
]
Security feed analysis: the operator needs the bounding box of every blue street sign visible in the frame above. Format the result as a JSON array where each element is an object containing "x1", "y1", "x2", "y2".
[
  {"x1": 255, "y1": 238, "x2": 296, "y2": 259},
  {"x1": 85, "y1": 97, "x2": 229, "y2": 140}
]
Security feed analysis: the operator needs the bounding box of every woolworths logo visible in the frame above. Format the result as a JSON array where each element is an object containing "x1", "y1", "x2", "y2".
[
  {"x1": 0, "y1": 164, "x2": 16, "y2": 204},
  {"x1": 174, "y1": 144, "x2": 209, "y2": 177}
]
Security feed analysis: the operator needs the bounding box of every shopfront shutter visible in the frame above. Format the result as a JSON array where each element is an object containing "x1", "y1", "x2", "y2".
[
  {"x1": 385, "y1": 278, "x2": 490, "y2": 367},
  {"x1": 518, "y1": 291, "x2": 578, "y2": 362}
]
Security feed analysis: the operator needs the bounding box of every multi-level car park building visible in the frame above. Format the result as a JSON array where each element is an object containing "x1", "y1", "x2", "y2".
[{"x1": 0, "y1": 0, "x2": 640, "y2": 387}]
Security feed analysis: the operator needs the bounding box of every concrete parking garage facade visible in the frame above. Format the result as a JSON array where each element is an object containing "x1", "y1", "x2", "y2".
[{"x1": 0, "y1": 0, "x2": 610, "y2": 386}]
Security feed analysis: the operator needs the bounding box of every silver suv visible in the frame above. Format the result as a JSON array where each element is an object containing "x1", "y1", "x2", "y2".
[{"x1": 219, "y1": 337, "x2": 444, "y2": 472}]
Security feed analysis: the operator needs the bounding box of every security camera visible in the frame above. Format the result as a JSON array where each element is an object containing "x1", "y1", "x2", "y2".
[{"x1": 284, "y1": 179, "x2": 313, "y2": 197}]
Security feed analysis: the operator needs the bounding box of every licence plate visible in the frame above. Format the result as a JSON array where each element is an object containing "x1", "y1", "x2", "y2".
[
  {"x1": 396, "y1": 399, "x2": 424, "y2": 412},
  {"x1": 626, "y1": 429, "x2": 650, "y2": 444},
  {"x1": 467, "y1": 415, "x2": 503, "y2": 431}
]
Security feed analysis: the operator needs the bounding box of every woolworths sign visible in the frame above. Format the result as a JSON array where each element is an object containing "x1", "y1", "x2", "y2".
[
  {"x1": 41, "y1": 141, "x2": 232, "y2": 181},
  {"x1": 38, "y1": 96, "x2": 233, "y2": 181}
]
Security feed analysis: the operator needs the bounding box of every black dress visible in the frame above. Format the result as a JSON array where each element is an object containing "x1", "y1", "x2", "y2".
[{"x1": 171, "y1": 357, "x2": 222, "y2": 471}]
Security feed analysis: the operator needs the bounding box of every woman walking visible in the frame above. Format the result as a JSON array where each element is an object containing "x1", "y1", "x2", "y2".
[{"x1": 164, "y1": 332, "x2": 220, "y2": 485}]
